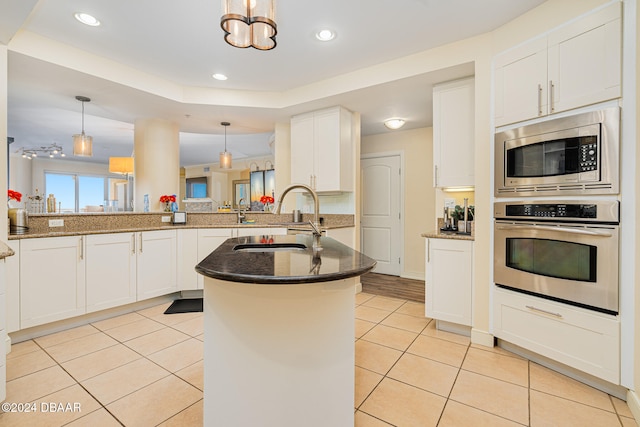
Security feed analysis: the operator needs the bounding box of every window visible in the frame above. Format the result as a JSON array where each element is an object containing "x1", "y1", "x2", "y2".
[
  {"x1": 186, "y1": 177, "x2": 208, "y2": 198},
  {"x1": 45, "y1": 172, "x2": 128, "y2": 212}
]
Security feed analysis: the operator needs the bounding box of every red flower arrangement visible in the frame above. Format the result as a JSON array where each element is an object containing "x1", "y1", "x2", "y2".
[
  {"x1": 8, "y1": 190, "x2": 22, "y2": 202},
  {"x1": 260, "y1": 195, "x2": 274, "y2": 205},
  {"x1": 159, "y1": 194, "x2": 176, "y2": 203}
]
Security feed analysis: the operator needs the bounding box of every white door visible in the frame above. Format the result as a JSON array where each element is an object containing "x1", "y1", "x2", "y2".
[{"x1": 360, "y1": 155, "x2": 401, "y2": 276}]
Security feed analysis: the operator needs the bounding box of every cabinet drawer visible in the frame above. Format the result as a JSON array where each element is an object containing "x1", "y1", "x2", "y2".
[{"x1": 493, "y1": 287, "x2": 619, "y2": 383}]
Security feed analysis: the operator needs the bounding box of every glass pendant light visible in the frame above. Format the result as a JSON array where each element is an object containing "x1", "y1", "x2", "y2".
[
  {"x1": 73, "y1": 95, "x2": 93, "y2": 157},
  {"x1": 220, "y1": 121, "x2": 232, "y2": 169}
]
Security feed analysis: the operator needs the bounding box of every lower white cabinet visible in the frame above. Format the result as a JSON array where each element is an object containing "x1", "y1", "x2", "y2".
[
  {"x1": 493, "y1": 287, "x2": 619, "y2": 384},
  {"x1": 196, "y1": 228, "x2": 235, "y2": 289},
  {"x1": 136, "y1": 230, "x2": 178, "y2": 300},
  {"x1": 425, "y1": 238, "x2": 473, "y2": 327},
  {"x1": 20, "y1": 236, "x2": 86, "y2": 329},
  {"x1": 85, "y1": 233, "x2": 137, "y2": 313}
]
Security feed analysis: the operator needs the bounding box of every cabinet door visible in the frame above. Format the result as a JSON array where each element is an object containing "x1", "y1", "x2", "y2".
[
  {"x1": 314, "y1": 108, "x2": 341, "y2": 192},
  {"x1": 136, "y1": 230, "x2": 177, "y2": 300},
  {"x1": 86, "y1": 233, "x2": 136, "y2": 312},
  {"x1": 548, "y1": 3, "x2": 621, "y2": 114},
  {"x1": 494, "y1": 37, "x2": 548, "y2": 127},
  {"x1": 196, "y1": 228, "x2": 234, "y2": 289},
  {"x1": 178, "y1": 229, "x2": 199, "y2": 291},
  {"x1": 433, "y1": 78, "x2": 475, "y2": 187},
  {"x1": 5, "y1": 240, "x2": 20, "y2": 333},
  {"x1": 20, "y1": 236, "x2": 86, "y2": 328},
  {"x1": 425, "y1": 239, "x2": 472, "y2": 326},
  {"x1": 290, "y1": 112, "x2": 315, "y2": 187}
]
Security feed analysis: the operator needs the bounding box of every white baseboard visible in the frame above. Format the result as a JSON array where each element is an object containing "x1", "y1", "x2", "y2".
[
  {"x1": 355, "y1": 281, "x2": 362, "y2": 293},
  {"x1": 471, "y1": 328, "x2": 494, "y2": 348},
  {"x1": 5, "y1": 336, "x2": 10, "y2": 355},
  {"x1": 401, "y1": 272, "x2": 425, "y2": 281},
  {"x1": 627, "y1": 389, "x2": 640, "y2": 423}
]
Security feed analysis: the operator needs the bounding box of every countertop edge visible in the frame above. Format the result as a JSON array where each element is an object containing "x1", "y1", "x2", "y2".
[
  {"x1": 421, "y1": 231, "x2": 474, "y2": 241},
  {"x1": 0, "y1": 241, "x2": 15, "y2": 259},
  {"x1": 9, "y1": 223, "x2": 355, "y2": 240}
]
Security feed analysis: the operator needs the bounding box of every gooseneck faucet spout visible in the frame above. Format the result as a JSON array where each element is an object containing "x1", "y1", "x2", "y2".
[{"x1": 273, "y1": 184, "x2": 322, "y2": 252}]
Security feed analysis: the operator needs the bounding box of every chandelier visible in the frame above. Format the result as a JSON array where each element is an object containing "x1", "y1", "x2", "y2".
[
  {"x1": 220, "y1": 122, "x2": 232, "y2": 169},
  {"x1": 220, "y1": 0, "x2": 277, "y2": 50},
  {"x1": 73, "y1": 95, "x2": 93, "y2": 157},
  {"x1": 18, "y1": 143, "x2": 66, "y2": 160}
]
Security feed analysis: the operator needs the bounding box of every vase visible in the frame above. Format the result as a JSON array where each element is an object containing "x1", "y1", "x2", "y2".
[
  {"x1": 264, "y1": 203, "x2": 271, "y2": 212},
  {"x1": 164, "y1": 202, "x2": 172, "y2": 212}
]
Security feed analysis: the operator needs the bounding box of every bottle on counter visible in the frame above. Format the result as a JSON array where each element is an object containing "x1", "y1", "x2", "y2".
[{"x1": 47, "y1": 194, "x2": 56, "y2": 213}]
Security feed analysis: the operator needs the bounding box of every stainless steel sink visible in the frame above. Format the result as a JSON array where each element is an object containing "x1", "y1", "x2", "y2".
[{"x1": 232, "y1": 243, "x2": 307, "y2": 252}]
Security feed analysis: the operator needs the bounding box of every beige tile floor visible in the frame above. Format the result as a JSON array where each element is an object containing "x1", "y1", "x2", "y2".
[{"x1": 1, "y1": 292, "x2": 637, "y2": 426}]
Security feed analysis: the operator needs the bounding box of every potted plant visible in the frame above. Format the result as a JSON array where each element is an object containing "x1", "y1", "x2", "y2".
[{"x1": 451, "y1": 204, "x2": 474, "y2": 233}]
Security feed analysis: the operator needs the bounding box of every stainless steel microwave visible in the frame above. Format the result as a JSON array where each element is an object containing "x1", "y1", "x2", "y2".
[{"x1": 495, "y1": 107, "x2": 620, "y2": 197}]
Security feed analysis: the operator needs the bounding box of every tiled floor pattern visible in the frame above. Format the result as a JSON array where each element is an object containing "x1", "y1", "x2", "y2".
[{"x1": 1, "y1": 293, "x2": 637, "y2": 426}]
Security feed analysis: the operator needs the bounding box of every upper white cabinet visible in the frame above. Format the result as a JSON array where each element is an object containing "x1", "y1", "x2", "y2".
[
  {"x1": 136, "y1": 230, "x2": 178, "y2": 300},
  {"x1": 291, "y1": 106, "x2": 354, "y2": 193},
  {"x1": 20, "y1": 236, "x2": 86, "y2": 328},
  {"x1": 433, "y1": 77, "x2": 475, "y2": 188},
  {"x1": 495, "y1": 2, "x2": 621, "y2": 127},
  {"x1": 425, "y1": 238, "x2": 473, "y2": 327},
  {"x1": 85, "y1": 233, "x2": 137, "y2": 313}
]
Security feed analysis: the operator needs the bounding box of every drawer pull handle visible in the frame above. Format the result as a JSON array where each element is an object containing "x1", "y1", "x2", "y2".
[{"x1": 526, "y1": 305, "x2": 562, "y2": 318}]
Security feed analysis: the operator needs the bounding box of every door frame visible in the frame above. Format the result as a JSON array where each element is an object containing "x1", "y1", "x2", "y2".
[{"x1": 360, "y1": 151, "x2": 405, "y2": 276}]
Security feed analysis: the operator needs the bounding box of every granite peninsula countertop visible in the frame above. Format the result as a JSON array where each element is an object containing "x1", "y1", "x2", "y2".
[
  {"x1": 0, "y1": 241, "x2": 15, "y2": 259},
  {"x1": 195, "y1": 234, "x2": 376, "y2": 284}
]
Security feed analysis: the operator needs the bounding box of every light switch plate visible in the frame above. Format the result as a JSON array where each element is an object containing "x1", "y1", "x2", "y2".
[
  {"x1": 161, "y1": 216, "x2": 171, "y2": 223},
  {"x1": 49, "y1": 219, "x2": 64, "y2": 227}
]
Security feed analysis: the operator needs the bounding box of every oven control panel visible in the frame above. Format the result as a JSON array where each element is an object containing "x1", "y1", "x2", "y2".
[{"x1": 494, "y1": 200, "x2": 619, "y2": 223}]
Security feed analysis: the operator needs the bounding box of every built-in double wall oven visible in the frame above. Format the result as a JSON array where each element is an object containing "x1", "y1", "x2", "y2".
[
  {"x1": 494, "y1": 200, "x2": 620, "y2": 315},
  {"x1": 493, "y1": 106, "x2": 621, "y2": 315}
]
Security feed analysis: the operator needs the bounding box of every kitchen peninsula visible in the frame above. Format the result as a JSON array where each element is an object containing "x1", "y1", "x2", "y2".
[{"x1": 195, "y1": 234, "x2": 376, "y2": 427}]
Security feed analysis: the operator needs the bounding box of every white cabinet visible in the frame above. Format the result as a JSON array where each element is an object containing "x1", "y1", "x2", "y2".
[
  {"x1": 493, "y1": 287, "x2": 619, "y2": 384},
  {"x1": 136, "y1": 230, "x2": 177, "y2": 300},
  {"x1": 0, "y1": 258, "x2": 6, "y2": 402},
  {"x1": 495, "y1": 2, "x2": 621, "y2": 127},
  {"x1": 425, "y1": 238, "x2": 472, "y2": 326},
  {"x1": 20, "y1": 236, "x2": 86, "y2": 328},
  {"x1": 85, "y1": 233, "x2": 136, "y2": 313},
  {"x1": 5, "y1": 240, "x2": 20, "y2": 333},
  {"x1": 433, "y1": 77, "x2": 475, "y2": 188},
  {"x1": 291, "y1": 106, "x2": 354, "y2": 192},
  {"x1": 195, "y1": 228, "x2": 234, "y2": 289}
]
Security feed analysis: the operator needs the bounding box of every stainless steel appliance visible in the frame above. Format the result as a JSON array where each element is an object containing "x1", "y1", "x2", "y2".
[
  {"x1": 495, "y1": 107, "x2": 620, "y2": 197},
  {"x1": 494, "y1": 200, "x2": 619, "y2": 315},
  {"x1": 8, "y1": 208, "x2": 29, "y2": 234}
]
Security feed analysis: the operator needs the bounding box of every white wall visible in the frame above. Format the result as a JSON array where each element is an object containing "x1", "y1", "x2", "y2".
[{"x1": 361, "y1": 127, "x2": 433, "y2": 279}]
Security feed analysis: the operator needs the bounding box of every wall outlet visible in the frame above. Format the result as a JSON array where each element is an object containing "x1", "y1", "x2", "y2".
[
  {"x1": 49, "y1": 219, "x2": 64, "y2": 227},
  {"x1": 161, "y1": 216, "x2": 171, "y2": 223}
]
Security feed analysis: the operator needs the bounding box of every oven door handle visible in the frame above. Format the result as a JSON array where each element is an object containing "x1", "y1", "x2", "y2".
[{"x1": 496, "y1": 224, "x2": 613, "y2": 237}]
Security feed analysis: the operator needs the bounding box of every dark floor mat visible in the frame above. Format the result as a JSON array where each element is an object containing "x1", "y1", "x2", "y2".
[{"x1": 164, "y1": 298, "x2": 203, "y2": 314}]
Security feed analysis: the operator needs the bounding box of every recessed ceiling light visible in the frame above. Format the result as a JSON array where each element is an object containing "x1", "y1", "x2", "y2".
[
  {"x1": 316, "y1": 29, "x2": 336, "y2": 42},
  {"x1": 74, "y1": 12, "x2": 100, "y2": 27},
  {"x1": 384, "y1": 118, "x2": 406, "y2": 130},
  {"x1": 212, "y1": 73, "x2": 228, "y2": 81}
]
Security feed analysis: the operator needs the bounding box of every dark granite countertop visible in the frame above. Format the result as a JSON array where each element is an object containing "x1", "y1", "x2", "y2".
[{"x1": 195, "y1": 234, "x2": 376, "y2": 285}]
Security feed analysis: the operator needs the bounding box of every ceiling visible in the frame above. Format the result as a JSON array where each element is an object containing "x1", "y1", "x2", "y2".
[{"x1": 3, "y1": 0, "x2": 546, "y2": 167}]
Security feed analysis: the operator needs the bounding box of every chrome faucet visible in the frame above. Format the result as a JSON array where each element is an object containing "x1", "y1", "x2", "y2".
[
  {"x1": 237, "y1": 198, "x2": 246, "y2": 224},
  {"x1": 274, "y1": 184, "x2": 322, "y2": 252}
]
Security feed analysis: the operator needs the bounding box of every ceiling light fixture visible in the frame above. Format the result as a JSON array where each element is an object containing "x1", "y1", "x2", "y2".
[
  {"x1": 220, "y1": 121, "x2": 232, "y2": 169},
  {"x1": 73, "y1": 95, "x2": 93, "y2": 157},
  {"x1": 74, "y1": 12, "x2": 100, "y2": 26},
  {"x1": 384, "y1": 118, "x2": 406, "y2": 130},
  {"x1": 18, "y1": 143, "x2": 66, "y2": 160},
  {"x1": 316, "y1": 29, "x2": 335, "y2": 41},
  {"x1": 212, "y1": 73, "x2": 228, "y2": 81},
  {"x1": 220, "y1": 0, "x2": 277, "y2": 50}
]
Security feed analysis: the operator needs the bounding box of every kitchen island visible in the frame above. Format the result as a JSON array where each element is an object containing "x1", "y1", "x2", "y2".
[{"x1": 196, "y1": 234, "x2": 376, "y2": 427}]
